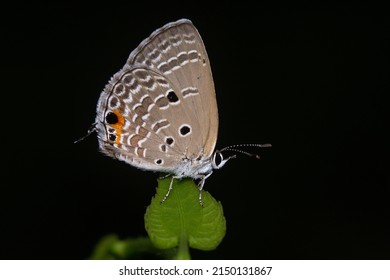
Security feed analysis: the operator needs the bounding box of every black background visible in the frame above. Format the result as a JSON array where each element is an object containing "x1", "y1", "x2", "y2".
[{"x1": 1, "y1": 3, "x2": 389, "y2": 259}]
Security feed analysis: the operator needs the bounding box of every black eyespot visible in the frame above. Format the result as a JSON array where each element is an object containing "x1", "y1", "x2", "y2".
[
  {"x1": 109, "y1": 134, "x2": 116, "y2": 141},
  {"x1": 160, "y1": 145, "x2": 167, "y2": 152},
  {"x1": 166, "y1": 137, "x2": 174, "y2": 145},
  {"x1": 106, "y1": 112, "x2": 118, "y2": 124},
  {"x1": 156, "y1": 159, "x2": 162, "y2": 164},
  {"x1": 167, "y1": 91, "x2": 179, "y2": 103},
  {"x1": 179, "y1": 125, "x2": 191, "y2": 136}
]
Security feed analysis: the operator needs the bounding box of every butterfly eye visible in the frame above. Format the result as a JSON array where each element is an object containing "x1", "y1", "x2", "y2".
[
  {"x1": 105, "y1": 112, "x2": 119, "y2": 124},
  {"x1": 212, "y1": 152, "x2": 223, "y2": 168},
  {"x1": 212, "y1": 151, "x2": 235, "y2": 170}
]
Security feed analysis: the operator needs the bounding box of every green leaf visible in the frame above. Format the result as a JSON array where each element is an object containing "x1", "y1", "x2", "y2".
[
  {"x1": 89, "y1": 234, "x2": 174, "y2": 260},
  {"x1": 144, "y1": 177, "x2": 226, "y2": 253}
]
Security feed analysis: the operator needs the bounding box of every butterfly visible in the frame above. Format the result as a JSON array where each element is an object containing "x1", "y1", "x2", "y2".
[{"x1": 84, "y1": 19, "x2": 271, "y2": 205}]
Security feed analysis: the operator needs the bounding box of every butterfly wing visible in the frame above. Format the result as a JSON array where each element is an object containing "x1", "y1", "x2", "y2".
[
  {"x1": 96, "y1": 19, "x2": 218, "y2": 174},
  {"x1": 127, "y1": 19, "x2": 218, "y2": 159}
]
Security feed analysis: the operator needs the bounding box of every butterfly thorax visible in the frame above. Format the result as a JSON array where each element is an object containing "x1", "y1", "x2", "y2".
[{"x1": 172, "y1": 155, "x2": 214, "y2": 180}]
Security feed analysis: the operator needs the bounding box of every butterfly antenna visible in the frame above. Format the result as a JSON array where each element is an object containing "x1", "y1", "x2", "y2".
[
  {"x1": 220, "y1": 143, "x2": 272, "y2": 159},
  {"x1": 74, "y1": 122, "x2": 97, "y2": 144}
]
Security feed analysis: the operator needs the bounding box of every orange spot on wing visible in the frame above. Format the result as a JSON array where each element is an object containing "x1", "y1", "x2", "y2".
[{"x1": 111, "y1": 110, "x2": 125, "y2": 144}]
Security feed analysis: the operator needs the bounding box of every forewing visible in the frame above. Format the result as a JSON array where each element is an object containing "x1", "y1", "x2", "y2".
[{"x1": 127, "y1": 19, "x2": 218, "y2": 158}]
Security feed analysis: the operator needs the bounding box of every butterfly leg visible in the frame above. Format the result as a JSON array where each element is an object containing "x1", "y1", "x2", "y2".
[
  {"x1": 197, "y1": 171, "x2": 213, "y2": 207},
  {"x1": 158, "y1": 173, "x2": 172, "y2": 180},
  {"x1": 160, "y1": 176, "x2": 176, "y2": 204}
]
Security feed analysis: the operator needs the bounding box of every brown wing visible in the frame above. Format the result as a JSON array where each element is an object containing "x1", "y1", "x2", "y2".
[
  {"x1": 127, "y1": 19, "x2": 218, "y2": 159},
  {"x1": 96, "y1": 19, "x2": 218, "y2": 173}
]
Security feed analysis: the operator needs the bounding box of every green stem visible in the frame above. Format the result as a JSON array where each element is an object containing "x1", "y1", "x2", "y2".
[{"x1": 174, "y1": 234, "x2": 191, "y2": 260}]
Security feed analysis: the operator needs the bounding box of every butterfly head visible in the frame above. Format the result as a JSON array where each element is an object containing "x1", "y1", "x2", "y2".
[
  {"x1": 212, "y1": 143, "x2": 272, "y2": 170},
  {"x1": 211, "y1": 150, "x2": 234, "y2": 170}
]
